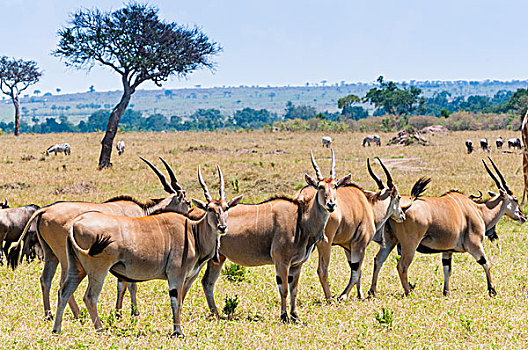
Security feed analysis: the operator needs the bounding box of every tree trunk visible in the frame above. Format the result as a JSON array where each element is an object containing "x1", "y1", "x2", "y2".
[
  {"x1": 521, "y1": 108, "x2": 528, "y2": 203},
  {"x1": 12, "y1": 96, "x2": 20, "y2": 136},
  {"x1": 98, "y1": 87, "x2": 132, "y2": 169}
]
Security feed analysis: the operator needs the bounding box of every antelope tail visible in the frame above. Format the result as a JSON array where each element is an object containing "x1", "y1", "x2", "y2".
[
  {"x1": 68, "y1": 226, "x2": 113, "y2": 257},
  {"x1": 7, "y1": 208, "x2": 46, "y2": 270},
  {"x1": 402, "y1": 177, "x2": 431, "y2": 211}
]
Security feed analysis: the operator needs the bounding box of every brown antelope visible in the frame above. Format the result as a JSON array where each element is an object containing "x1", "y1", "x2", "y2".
[
  {"x1": 7, "y1": 157, "x2": 191, "y2": 320},
  {"x1": 0, "y1": 203, "x2": 41, "y2": 264},
  {"x1": 368, "y1": 157, "x2": 526, "y2": 297},
  {"x1": 296, "y1": 158, "x2": 417, "y2": 301},
  {"x1": 202, "y1": 150, "x2": 351, "y2": 322},
  {"x1": 52, "y1": 166, "x2": 242, "y2": 336}
]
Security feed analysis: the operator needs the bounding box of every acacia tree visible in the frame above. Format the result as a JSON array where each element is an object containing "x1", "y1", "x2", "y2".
[
  {"x1": 364, "y1": 76, "x2": 423, "y2": 116},
  {"x1": 54, "y1": 3, "x2": 220, "y2": 168},
  {"x1": 0, "y1": 57, "x2": 42, "y2": 136}
]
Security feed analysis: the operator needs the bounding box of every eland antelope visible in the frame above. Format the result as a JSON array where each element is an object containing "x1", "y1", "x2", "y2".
[
  {"x1": 52, "y1": 166, "x2": 242, "y2": 337},
  {"x1": 368, "y1": 157, "x2": 526, "y2": 297},
  {"x1": 299, "y1": 158, "x2": 426, "y2": 300},
  {"x1": 0, "y1": 203, "x2": 40, "y2": 264},
  {"x1": 46, "y1": 143, "x2": 71, "y2": 156},
  {"x1": 201, "y1": 150, "x2": 351, "y2": 322},
  {"x1": 8, "y1": 157, "x2": 191, "y2": 320}
]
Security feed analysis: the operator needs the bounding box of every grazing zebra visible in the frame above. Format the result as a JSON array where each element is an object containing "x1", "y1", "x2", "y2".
[
  {"x1": 480, "y1": 138, "x2": 490, "y2": 153},
  {"x1": 362, "y1": 134, "x2": 381, "y2": 147},
  {"x1": 465, "y1": 140, "x2": 474, "y2": 154},
  {"x1": 45, "y1": 143, "x2": 70, "y2": 156},
  {"x1": 508, "y1": 137, "x2": 522, "y2": 149},
  {"x1": 322, "y1": 136, "x2": 332, "y2": 148},
  {"x1": 496, "y1": 137, "x2": 504, "y2": 149},
  {"x1": 116, "y1": 140, "x2": 125, "y2": 155}
]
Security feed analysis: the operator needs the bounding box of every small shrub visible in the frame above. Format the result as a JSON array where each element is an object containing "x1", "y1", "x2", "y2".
[
  {"x1": 460, "y1": 315, "x2": 473, "y2": 332},
  {"x1": 232, "y1": 178, "x2": 239, "y2": 193},
  {"x1": 223, "y1": 295, "x2": 239, "y2": 320},
  {"x1": 375, "y1": 307, "x2": 394, "y2": 330},
  {"x1": 222, "y1": 263, "x2": 248, "y2": 283}
]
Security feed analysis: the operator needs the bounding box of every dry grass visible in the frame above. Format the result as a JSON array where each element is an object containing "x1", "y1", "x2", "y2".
[{"x1": 0, "y1": 130, "x2": 527, "y2": 349}]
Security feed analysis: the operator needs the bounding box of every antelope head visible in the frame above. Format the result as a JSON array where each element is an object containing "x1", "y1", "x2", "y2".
[
  {"x1": 0, "y1": 197, "x2": 8, "y2": 209},
  {"x1": 483, "y1": 157, "x2": 526, "y2": 223},
  {"x1": 140, "y1": 157, "x2": 191, "y2": 215},
  {"x1": 192, "y1": 165, "x2": 243, "y2": 234},
  {"x1": 305, "y1": 150, "x2": 351, "y2": 213},
  {"x1": 367, "y1": 157, "x2": 405, "y2": 223}
]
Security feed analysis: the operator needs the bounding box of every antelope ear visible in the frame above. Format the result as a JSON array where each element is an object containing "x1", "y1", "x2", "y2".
[
  {"x1": 336, "y1": 174, "x2": 352, "y2": 187},
  {"x1": 192, "y1": 198, "x2": 208, "y2": 211},
  {"x1": 305, "y1": 174, "x2": 318, "y2": 188},
  {"x1": 488, "y1": 191, "x2": 498, "y2": 198},
  {"x1": 227, "y1": 195, "x2": 243, "y2": 208}
]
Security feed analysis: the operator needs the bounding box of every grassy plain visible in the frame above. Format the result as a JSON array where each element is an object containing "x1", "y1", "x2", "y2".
[{"x1": 0, "y1": 130, "x2": 527, "y2": 349}]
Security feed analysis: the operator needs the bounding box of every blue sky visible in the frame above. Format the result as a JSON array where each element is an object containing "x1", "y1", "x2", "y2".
[{"x1": 1, "y1": 0, "x2": 527, "y2": 94}]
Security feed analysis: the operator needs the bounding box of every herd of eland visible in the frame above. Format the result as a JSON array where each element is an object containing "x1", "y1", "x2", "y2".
[{"x1": 1, "y1": 144, "x2": 526, "y2": 337}]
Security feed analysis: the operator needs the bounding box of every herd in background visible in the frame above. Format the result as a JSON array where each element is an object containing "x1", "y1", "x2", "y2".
[
  {"x1": 466, "y1": 136, "x2": 522, "y2": 154},
  {"x1": 44, "y1": 140, "x2": 126, "y2": 157},
  {"x1": 0, "y1": 142, "x2": 525, "y2": 337},
  {"x1": 322, "y1": 135, "x2": 382, "y2": 148}
]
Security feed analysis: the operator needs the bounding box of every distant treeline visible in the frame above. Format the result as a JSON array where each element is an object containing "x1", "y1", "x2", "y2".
[{"x1": 1, "y1": 86, "x2": 527, "y2": 134}]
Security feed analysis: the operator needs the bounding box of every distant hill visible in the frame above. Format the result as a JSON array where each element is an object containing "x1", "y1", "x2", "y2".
[{"x1": 1, "y1": 79, "x2": 527, "y2": 123}]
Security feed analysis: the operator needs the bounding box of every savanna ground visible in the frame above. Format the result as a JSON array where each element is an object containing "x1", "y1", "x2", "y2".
[{"x1": 0, "y1": 130, "x2": 527, "y2": 349}]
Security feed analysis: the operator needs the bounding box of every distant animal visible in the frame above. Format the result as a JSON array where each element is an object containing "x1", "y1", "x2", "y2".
[
  {"x1": 496, "y1": 137, "x2": 504, "y2": 149},
  {"x1": 116, "y1": 140, "x2": 125, "y2": 155},
  {"x1": 322, "y1": 136, "x2": 332, "y2": 148},
  {"x1": 362, "y1": 134, "x2": 381, "y2": 147},
  {"x1": 480, "y1": 138, "x2": 490, "y2": 152},
  {"x1": 465, "y1": 140, "x2": 474, "y2": 154},
  {"x1": 46, "y1": 143, "x2": 70, "y2": 156},
  {"x1": 0, "y1": 203, "x2": 40, "y2": 264},
  {"x1": 508, "y1": 137, "x2": 522, "y2": 149}
]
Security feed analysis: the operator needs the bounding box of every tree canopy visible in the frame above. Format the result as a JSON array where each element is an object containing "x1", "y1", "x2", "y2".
[
  {"x1": 364, "y1": 76, "x2": 423, "y2": 116},
  {"x1": 0, "y1": 57, "x2": 42, "y2": 135},
  {"x1": 54, "y1": 2, "x2": 220, "y2": 168}
]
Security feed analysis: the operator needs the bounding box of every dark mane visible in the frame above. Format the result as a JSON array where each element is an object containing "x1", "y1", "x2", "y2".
[
  {"x1": 439, "y1": 190, "x2": 465, "y2": 197},
  {"x1": 258, "y1": 196, "x2": 298, "y2": 205},
  {"x1": 342, "y1": 183, "x2": 366, "y2": 191},
  {"x1": 343, "y1": 183, "x2": 381, "y2": 200},
  {"x1": 104, "y1": 195, "x2": 154, "y2": 209}
]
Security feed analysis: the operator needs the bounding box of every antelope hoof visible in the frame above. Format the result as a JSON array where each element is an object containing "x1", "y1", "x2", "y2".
[
  {"x1": 131, "y1": 308, "x2": 140, "y2": 317},
  {"x1": 290, "y1": 312, "x2": 299, "y2": 324},
  {"x1": 44, "y1": 312, "x2": 54, "y2": 321},
  {"x1": 367, "y1": 290, "x2": 376, "y2": 299},
  {"x1": 170, "y1": 330, "x2": 185, "y2": 338},
  {"x1": 488, "y1": 288, "x2": 497, "y2": 297},
  {"x1": 115, "y1": 310, "x2": 122, "y2": 320},
  {"x1": 443, "y1": 290, "x2": 450, "y2": 297},
  {"x1": 337, "y1": 294, "x2": 348, "y2": 302},
  {"x1": 280, "y1": 312, "x2": 290, "y2": 324}
]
